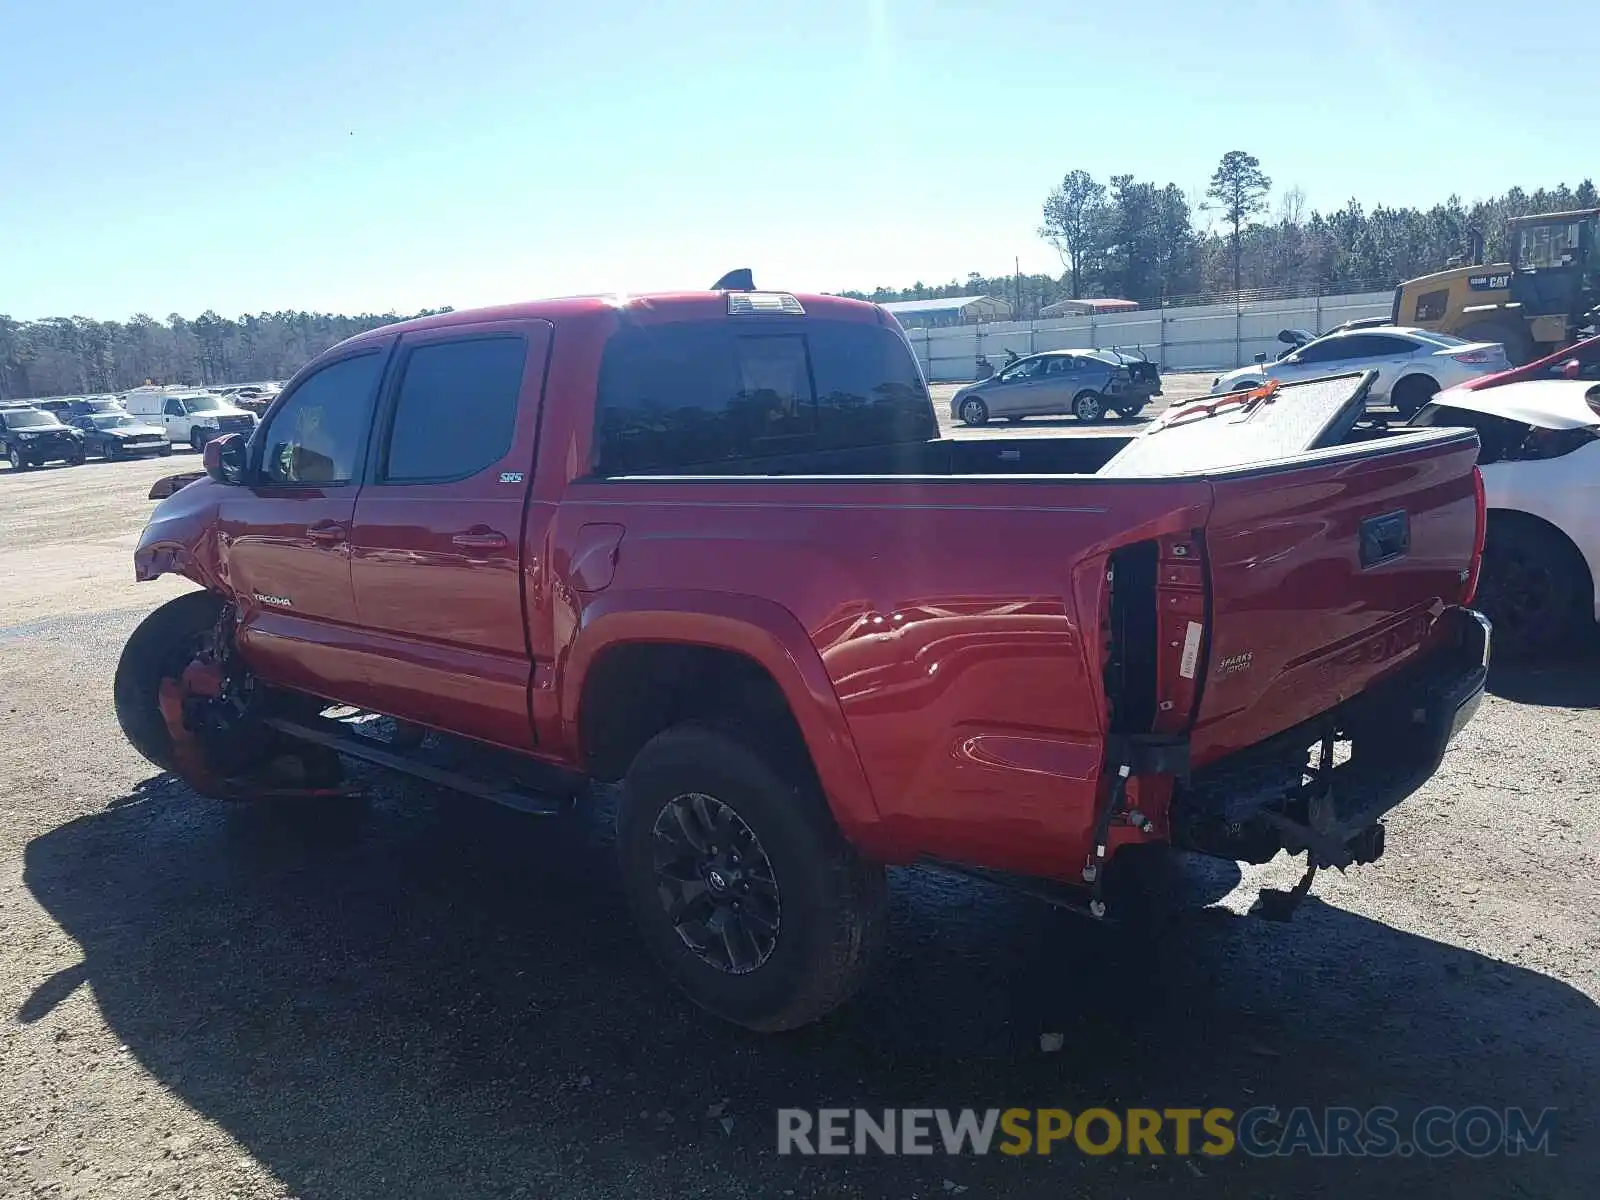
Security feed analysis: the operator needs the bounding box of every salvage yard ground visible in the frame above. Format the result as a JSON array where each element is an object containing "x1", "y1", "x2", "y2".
[{"x1": 1, "y1": 373, "x2": 1597, "y2": 1199}]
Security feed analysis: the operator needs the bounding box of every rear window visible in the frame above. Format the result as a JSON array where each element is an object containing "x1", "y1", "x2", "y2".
[{"x1": 594, "y1": 319, "x2": 932, "y2": 475}]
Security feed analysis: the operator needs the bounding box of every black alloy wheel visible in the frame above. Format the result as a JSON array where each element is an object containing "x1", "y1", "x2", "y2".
[{"x1": 650, "y1": 791, "x2": 782, "y2": 975}]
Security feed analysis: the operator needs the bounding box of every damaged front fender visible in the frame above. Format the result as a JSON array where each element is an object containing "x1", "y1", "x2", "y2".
[{"x1": 134, "y1": 475, "x2": 229, "y2": 591}]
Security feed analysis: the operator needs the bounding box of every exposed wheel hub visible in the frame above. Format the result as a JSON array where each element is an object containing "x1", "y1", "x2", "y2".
[{"x1": 651, "y1": 792, "x2": 781, "y2": 975}]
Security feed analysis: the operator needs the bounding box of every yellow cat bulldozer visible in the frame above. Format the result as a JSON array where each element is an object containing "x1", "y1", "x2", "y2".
[{"x1": 1392, "y1": 207, "x2": 1600, "y2": 364}]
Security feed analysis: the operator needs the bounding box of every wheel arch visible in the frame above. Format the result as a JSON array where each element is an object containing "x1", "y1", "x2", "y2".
[
  {"x1": 1487, "y1": 507, "x2": 1598, "y2": 619},
  {"x1": 562, "y1": 590, "x2": 885, "y2": 845}
]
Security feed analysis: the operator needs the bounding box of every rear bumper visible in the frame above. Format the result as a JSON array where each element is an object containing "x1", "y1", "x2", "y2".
[{"x1": 1174, "y1": 607, "x2": 1490, "y2": 867}]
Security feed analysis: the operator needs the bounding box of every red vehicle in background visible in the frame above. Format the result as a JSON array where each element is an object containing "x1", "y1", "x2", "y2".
[
  {"x1": 117, "y1": 280, "x2": 1490, "y2": 1030},
  {"x1": 1452, "y1": 332, "x2": 1600, "y2": 391}
]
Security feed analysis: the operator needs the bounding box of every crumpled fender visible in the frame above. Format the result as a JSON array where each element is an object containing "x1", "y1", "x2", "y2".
[{"x1": 134, "y1": 476, "x2": 229, "y2": 593}]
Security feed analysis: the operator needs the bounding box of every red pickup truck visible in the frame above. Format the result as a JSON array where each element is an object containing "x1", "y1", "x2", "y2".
[{"x1": 118, "y1": 287, "x2": 1491, "y2": 1030}]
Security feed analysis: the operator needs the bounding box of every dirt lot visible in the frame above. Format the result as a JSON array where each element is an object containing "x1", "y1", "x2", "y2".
[{"x1": 2, "y1": 384, "x2": 1598, "y2": 1199}]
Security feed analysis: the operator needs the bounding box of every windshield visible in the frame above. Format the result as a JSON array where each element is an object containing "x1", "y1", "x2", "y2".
[
  {"x1": 182, "y1": 394, "x2": 226, "y2": 413},
  {"x1": 2, "y1": 410, "x2": 61, "y2": 429},
  {"x1": 92, "y1": 414, "x2": 140, "y2": 428}
]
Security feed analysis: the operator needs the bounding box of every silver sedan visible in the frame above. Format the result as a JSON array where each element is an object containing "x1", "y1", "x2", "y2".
[{"x1": 950, "y1": 351, "x2": 1137, "y2": 426}]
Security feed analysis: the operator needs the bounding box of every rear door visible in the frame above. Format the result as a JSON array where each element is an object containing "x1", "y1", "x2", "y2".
[
  {"x1": 1343, "y1": 332, "x2": 1430, "y2": 398},
  {"x1": 346, "y1": 319, "x2": 551, "y2": 750}
]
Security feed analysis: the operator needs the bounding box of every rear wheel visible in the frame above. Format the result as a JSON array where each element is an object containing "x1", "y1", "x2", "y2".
[
  {"x1": 1115, "y1": 400, "x2": 1148, "y2": 419},
  {"x1": 616, "y1": 723, "x2": 888, "y2": 1031},
  {"x1": 1476, "y1": 515, "x2": 1589, "y2": 659},
  {"x1": 959, "y1": 397, "x2": 989, "y2": 427},
  {"x1": 1073, "y1": 390, "x2": 1104, "y2": 422},
  {"x1": 1390, "y1": 374, "x2": 1438, "y2": 419}
]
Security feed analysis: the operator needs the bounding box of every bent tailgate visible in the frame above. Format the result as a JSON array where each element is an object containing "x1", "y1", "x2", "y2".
[{"x1": 1191, "y1": 428, "x2": 1482, "y2": 765}]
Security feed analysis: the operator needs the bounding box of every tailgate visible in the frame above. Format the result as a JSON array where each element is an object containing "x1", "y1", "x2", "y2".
[{"x1": 1190, "y1": 430, "x2": 1482, "y2": 764}]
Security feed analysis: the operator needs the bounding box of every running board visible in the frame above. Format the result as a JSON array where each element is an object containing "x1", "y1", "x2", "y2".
[{"x1": 263, "y1": 716, "x2": 574, "y2": 817}]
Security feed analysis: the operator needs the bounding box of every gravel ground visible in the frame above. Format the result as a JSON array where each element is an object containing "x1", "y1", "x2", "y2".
[{"x1": 2, "y1": 384, "x2": 1597, "y2": 1199}]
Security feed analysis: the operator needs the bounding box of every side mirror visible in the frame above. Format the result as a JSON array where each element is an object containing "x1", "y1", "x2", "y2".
[
  {"x1": 202, "y1": 432, "x2": 247, "y2": 485},
  {"x1": 1254, "y1": 352, "x2": 1269, "y2": 364},
  {"x1": 1562, "y1": 359, "x2": 1582, "y2": 380}
]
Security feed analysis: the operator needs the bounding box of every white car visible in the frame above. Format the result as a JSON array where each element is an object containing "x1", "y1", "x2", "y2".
[
  {"x1": 1412, "y1": 379, "x2": 1600, "y2": 656},
  {"x1": 1212, "y1": 326, "x2": 1509, "y2": 417}
]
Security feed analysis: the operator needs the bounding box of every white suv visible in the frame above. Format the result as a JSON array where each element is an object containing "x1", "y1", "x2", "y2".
[{"x1": 1213, "y1": 326, "x2": 1509, "y2": 417}]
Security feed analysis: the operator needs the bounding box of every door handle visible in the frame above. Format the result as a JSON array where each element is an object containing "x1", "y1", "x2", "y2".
[
  {"x1": 306, "y1": 522, "x2": 347, "y2": 544},
  {"x1": 452, "y1": 529, "x2": 508, "y2": 550}
]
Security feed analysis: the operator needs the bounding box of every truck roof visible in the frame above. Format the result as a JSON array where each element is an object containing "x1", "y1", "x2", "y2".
[{"x1": 341, "y1": 291, "x2": 889, "y2": 350}]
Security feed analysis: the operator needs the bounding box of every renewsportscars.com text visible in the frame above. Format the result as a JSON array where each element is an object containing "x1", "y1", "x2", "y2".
[{"x1": 776, "y1": 1106, "x2": 1556, "y2": 1158}]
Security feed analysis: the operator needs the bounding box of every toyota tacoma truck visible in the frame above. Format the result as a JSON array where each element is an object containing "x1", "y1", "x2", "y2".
[{"x1": 118, "y1": 284, "x2": 1491, "y2": 1031}]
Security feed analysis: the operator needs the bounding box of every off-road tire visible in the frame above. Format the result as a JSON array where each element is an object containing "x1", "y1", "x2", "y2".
[{"x1": 617, "y1": 723, "x2": 888, "y2": 1032}]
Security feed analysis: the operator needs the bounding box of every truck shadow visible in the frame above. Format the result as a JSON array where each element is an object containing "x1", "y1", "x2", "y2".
[{"x1": 23, "y1": 777, "x2": 1597, "y2": 1199}]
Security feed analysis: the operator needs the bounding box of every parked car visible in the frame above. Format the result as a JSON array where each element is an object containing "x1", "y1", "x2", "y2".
[
  {"x1": 65, "y1": 395, "x2": 128, "y2": 418},
  {"x1": 950, "y1": 349, "x2": 1141, "y2": 425},
  {"x1": 228, "y1": 385, "x2": 278, "y2": 416},
  {"x1": 1412, "y1": 378, "x2": 1600, "y2": 656},
  {"x1": 123, "y1": 388, "x2": 258, "y2": 451},
  {"x1": 1212, "y1": 326, "x2": 1510, "y2": 416},
  {"x1": 119, "y1": 286, "x2": 1488, "y2": 1031},
  {"x1": 0, "y1": 404, "x2": 86, "y2": 469},
  {"x1": 71, "y1": 412, "x2": 173, "y2": 460}
]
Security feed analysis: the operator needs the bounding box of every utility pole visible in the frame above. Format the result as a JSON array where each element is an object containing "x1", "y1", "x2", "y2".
[{"x1": 1014, "y1": 256, "x2": 1022, "y2": 321}]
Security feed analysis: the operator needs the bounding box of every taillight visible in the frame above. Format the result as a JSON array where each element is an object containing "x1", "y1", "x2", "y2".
[
  {"x1": 1463, "y1": 465, "x2": 1487, "y2": 605},
  {"x1": 1453, "y1": 349, "x2": 1497, "y2": 365}
]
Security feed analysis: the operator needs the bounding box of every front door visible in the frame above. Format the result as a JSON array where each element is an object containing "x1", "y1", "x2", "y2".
[
  {"x1": 221, "y1": 344, "x2": 391, "y2": 700},
  {"x1": 346, "y1": 319, "x2": 552, "y2": 750},
  {"x1": 988, "y1": 355, "x2": 1051, "y2": 417}
]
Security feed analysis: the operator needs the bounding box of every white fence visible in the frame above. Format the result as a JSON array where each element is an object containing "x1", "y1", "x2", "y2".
[{"x1": 902, "y1": 290, "x2": 1395, "y2": 382}]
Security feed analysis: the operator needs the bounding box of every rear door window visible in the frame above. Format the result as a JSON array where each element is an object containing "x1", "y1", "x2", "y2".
[
  {"x1": 595, "y1": 319, "x2": 931, "y2": 474},
  {"x1": 382, "y1": 337, "x2": 527, "y2": 482}
]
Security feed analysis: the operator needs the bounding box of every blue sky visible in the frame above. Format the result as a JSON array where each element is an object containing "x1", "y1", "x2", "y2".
[{"x1": 2, "y1": 0, "x2": 1594, "y2": 319}]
